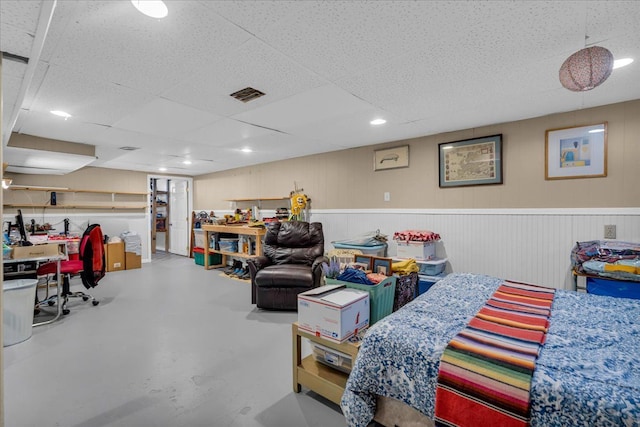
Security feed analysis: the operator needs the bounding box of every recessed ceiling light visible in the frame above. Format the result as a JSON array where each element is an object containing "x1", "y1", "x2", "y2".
[
  {"x1": 613, "y1": 58, "x2": 634, "y2": 69},
  {"x1": 50, "y1": 110, "x2": 71, "y2": 120},
  {"x1": 183, "y1": 160, "x2": 192, "y2": 165},
  {"x1": 158, "y1": 167, "x2": 167, "y2": 172},
  {"x1": 130, "y1": 0, "x2": 168, "y2": 18},
  {"x1": 241, "y1": 148, "x2": 253, "y2": 153},
  {"x1": 370, "y1": 119, "x2": 386, "y2": 125}
]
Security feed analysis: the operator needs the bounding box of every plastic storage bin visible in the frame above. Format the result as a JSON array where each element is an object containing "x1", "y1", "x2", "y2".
[
  {"x1": 326, "y1": 276, "x2": 396, "y2": 325},
  {"x1": 418, "y1": 258, "x2": 447, "y2": 275},
  {"x1": 218, "y1": 238, "x2": 239, "y2": 253},
  {"x1": 332, "y1": 242, "x2": 388, "y2": 257},
  {"x1": 3, "y1": 279, "x2": 38, "y2": 347},
  {"x1": 396, "y1": 241, "x2": 436, "y2": 260},
  {"x1": 418, "y1": 273, "x2": 447, "y2": 296},
  {"x1": 586, "y1": 277, "x2": 640, "y2": 299},
  {"x1": 193, "y1": 229, "x2": 205, "y2": 248},
  {"x1": 311, "y1": 342, "x2": 353, "y2": 373},
  {"x1": 193, "y1": 247, "x2": 222, "y2": 266}
]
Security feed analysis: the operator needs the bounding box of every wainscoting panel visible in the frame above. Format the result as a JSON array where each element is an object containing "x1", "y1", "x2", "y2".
[{"x1": 311, "y1": 208, "x2": 640, "y2": 290}]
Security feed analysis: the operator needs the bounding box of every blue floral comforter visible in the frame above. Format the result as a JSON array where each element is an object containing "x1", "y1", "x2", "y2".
[{"x1": 341, "y1": 273, "x2": 640, "y2": 427}]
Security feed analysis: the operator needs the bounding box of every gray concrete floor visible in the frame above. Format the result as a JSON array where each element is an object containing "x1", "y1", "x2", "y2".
[{"x1": 4, "y1": 253, "x2": 347, "y2": 427}]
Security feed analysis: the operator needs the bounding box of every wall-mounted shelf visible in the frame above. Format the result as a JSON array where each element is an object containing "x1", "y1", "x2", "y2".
[
  {"x1": 9, "y1": 187, "x2": 147, "y2": 195},
  {"x1": 3, "y1": 203, "x2": 147, "y2": 209},
  {"x1": 3, "y1": 187, "x2": 148, "y2": 210},
  {"x1": 226, "y1": 197, "x2": 289, "y2": 202},
  {"x1": 226, "y1": 197, "x2": 289, "y2": 210}
]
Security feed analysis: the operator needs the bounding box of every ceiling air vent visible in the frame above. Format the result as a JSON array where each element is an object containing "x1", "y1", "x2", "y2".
[
  {"x1": 230, "y1": 87, "x2": 265, "y2": 103},
  {"x1": 119, "y1": 146, "x2": 140, "y2": 151}
]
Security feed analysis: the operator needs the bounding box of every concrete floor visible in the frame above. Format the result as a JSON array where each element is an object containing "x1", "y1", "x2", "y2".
[{"x1": 3, "y1": 253, "x2": 347, "y2": 427}]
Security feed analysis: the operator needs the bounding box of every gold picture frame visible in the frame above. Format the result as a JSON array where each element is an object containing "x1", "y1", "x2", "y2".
[
  {"x1": 374, "y1": 145, "x2": 409, "y2": 171},
  {"x1": 545, "y1": 122, "x2": 607, "y2": 180}
]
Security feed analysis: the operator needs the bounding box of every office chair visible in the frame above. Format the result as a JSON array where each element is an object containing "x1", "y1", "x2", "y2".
[{"x1": 37, "y1": 224, "x2": 106, "y2": 315}]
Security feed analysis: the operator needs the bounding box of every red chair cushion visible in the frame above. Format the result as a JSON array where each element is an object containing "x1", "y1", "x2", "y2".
[{"x1": 37, "y1": 260, "x2": 84, "y2": 276}]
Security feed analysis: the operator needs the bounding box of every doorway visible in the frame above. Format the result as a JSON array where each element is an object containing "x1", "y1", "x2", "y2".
[{"x1": 147, "y1": 175, "x2": 193, "y2": 259}]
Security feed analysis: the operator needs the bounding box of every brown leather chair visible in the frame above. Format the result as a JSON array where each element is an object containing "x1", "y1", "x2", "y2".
[{"x1": 247, "y1": 221, "x2": 326, "y2": 310}]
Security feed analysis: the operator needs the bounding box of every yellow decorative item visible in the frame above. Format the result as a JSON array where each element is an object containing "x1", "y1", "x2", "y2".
[
  {"x1": 289, "y1": 182, "x2": 311, "y2": 221},
  {"x1": 290, "y1": 193, "x2": 307, "y2": 216}
]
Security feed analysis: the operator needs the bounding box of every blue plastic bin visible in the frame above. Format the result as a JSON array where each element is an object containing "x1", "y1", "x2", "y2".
[{"x1": 586, "y1": 277, "x2": 640, "y2": 299}]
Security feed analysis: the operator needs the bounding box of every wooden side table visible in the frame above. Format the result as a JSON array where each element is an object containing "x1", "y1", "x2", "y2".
[{"x1": 292, "y1": 322, "x2": 361, "y2": 405}]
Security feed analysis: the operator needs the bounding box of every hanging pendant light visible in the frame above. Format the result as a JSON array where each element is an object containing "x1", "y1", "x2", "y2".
[{"x1": 559, "y1": 46, "x2": 614, "y2": 92}]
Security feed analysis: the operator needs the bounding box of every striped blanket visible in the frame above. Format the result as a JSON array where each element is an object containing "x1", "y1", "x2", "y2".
[{"x1": 434, "y1": 280, "x2": 555, "y2": 427}]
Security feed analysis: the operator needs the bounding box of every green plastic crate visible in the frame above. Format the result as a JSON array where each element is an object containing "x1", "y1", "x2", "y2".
[
  {"x1": 193, "y1": 248, "x2": 222, "y2": 266},
  {"x1": 326, "y1": 276, "x2": 397, "y2": 325}
]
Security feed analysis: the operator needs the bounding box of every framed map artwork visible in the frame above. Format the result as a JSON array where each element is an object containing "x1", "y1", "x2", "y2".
[{"x1": 439, "y1": 134, "x2": 503, "y2": 188}]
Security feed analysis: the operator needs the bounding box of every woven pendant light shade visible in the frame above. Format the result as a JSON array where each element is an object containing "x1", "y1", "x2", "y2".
[{"x1": 559, "y1": 46, "x2": 614, "y2": 91}]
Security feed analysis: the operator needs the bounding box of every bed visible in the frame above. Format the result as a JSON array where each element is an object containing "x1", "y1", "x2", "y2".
[{"x1": 341, "y1": 273, "x2": 640, "y2": 427}]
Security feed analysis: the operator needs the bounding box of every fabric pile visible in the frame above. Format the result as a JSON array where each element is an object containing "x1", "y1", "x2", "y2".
[
  {"x1": 571, "y1": 240, "x2": 640, "y2": 282},
  {"x1": 393, "y1": 230, "x2": 441, "y2": 242},
  {"x1": 337, "y1": 268, "x2": 374, "y2": 285},
  {"x1": 391, "y1": 258, "x2": 419, "y2": 275}
]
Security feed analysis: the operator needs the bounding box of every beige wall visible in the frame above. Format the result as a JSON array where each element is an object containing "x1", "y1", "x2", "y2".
[{"x1": 194, "y1": 100, "x2": 640, "y2": 210}]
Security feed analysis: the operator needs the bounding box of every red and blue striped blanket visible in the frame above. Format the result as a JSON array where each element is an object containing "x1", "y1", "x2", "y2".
[{"x1": 434, "y1": 280, "x2": 556, "y2": 427}]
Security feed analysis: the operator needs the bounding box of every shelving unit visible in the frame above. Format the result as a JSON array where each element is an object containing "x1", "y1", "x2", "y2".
[
  {"x1": 226, "y1": 197, "x2": 289, "y2": 205},
  {"x1": 150, "y1": 179, "x2": 170, "y2": 254},
  {"x1": 200, "y1": 224, "x2": 266, "y2": 269},
  {"x1": 292, "y1": 322, "x2": 361, "y2": 405},
  {"x1": 4, "y1": 187, "x2": 147, "y2": 210}
]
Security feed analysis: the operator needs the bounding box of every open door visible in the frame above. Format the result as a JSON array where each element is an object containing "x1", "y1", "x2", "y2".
[{"x1": 169, "y1": 178, "x2": 189, "y2": 256}]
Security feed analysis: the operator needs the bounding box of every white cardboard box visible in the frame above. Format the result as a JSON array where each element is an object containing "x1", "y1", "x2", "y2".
[
  {"x1": 396, "y1": 241, "x2": 436, "y2": 260},
  {"x1": 297, "y1": 285, "x2": 370, "y2": 343}
]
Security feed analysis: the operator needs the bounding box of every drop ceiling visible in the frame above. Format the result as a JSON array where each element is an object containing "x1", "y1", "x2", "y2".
[{"x1": 1, "y1": 0, "x2": 639, "y2": 176}]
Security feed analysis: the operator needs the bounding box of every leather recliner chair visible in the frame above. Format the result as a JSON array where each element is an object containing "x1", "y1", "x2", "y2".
[{"x1": 247, "y1": 221, "x2": 327, "y2": 310}]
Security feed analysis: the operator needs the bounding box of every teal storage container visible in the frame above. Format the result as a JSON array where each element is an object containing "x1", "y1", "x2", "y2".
[{"x1": 326, "y1": 276, "x2": 396, "y2": 324}]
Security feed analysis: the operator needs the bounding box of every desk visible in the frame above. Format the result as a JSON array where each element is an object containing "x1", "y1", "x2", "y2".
[
  {"x1": 4, "y1": 254, "x2": 65, "y2": 326},
  {"x1": 201, "y1": 224, "x2": 266, "y2": 269}
]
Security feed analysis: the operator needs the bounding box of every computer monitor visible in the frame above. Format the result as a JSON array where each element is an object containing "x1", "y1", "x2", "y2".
[{"x1": 15, "y1": 209, "x2": 32, "y2": 246}]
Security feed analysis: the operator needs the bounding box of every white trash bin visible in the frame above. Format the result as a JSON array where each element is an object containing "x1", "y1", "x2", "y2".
[{"x1": 3, "y1": 279, "x2": 38, "y2": 347}]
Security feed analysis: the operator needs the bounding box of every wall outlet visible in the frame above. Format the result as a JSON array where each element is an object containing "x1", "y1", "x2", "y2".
[
  {"x1": 384, "y1": 192, "x2": 391, "y2": 202},
  {"x1": 604, "y1": 224, "x2": 616, "y2": 239}
]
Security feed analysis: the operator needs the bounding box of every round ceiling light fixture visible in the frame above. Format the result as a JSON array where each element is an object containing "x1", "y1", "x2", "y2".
[
  {"x1": 370, "y1": 118, "x2": 386, "y2": 125},
  {"x1": 131, "y1": 0, "x2": 168, "y2": 19},
  {"x1": 559, "y1": 46, "x2": 614, "y2": 92}
]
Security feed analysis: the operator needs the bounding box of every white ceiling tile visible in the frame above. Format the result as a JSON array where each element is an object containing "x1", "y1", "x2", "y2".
[
  {"x1": 162, "y1": 38, "x2": 328, "y2": 117},
  {"x1": 16, "y1": 109, "x2": 110, "y2": 145},
  {"x1": 232, "y1": 84, "x2": 374, "y2": 131},
  {"x1": 0, "y1": 0, "x2": 42, "y2": 57},
  {"x1": 112, "y1": 98, "x2": 223, "y2": 138},
  {"x1": 181, "y1": 118, "x2": 275, "y2": 147},
  {"x1": 45, "y1": 1, "x2": 251, "y2": 94},
  {"x1": 26, "y1": 64, "x2": 155, "y2": 125}
]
